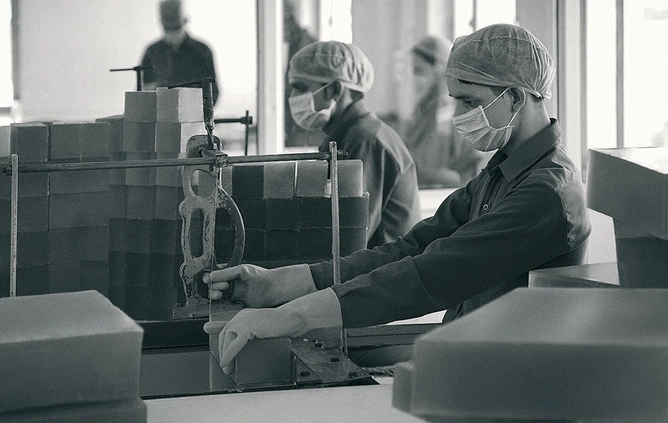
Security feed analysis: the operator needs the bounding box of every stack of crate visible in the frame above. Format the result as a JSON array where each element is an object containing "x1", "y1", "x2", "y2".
[
  {"x1": 215, "y1": 159, "x2": 368, "y2": 265},
  {"x1": 48, "y1": 122, "x2": 111, "y2": 296}
]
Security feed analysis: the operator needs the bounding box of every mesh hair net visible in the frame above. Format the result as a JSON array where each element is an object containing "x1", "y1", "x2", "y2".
[
  {"x1": 445, "y1": 24, "x2": 554, "y2": 99},
  {"x1": 288, "y1": 41, "x2": 374, "y2": 93}
]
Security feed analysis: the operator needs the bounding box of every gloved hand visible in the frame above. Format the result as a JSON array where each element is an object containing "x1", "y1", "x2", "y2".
[
  {"x1": 203, "y1": 288, "x2": 342, "y2": 375},
  {"x1": 203, "y1": 263, "x2": 317, "y2": 308}
]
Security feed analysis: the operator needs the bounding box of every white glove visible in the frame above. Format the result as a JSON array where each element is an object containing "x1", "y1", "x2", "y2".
[
  {"x1": 203, "y1": 288, "x2": 342, "y2": 375},
  {"x1": 203, "y1": 263, "x2": 317, "y2": 308}
]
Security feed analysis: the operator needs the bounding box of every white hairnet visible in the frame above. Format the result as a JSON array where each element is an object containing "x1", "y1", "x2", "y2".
[
  {"x1": 288, "y1": 41, "x2": 374, "y2": 93},
  {"x1": 445, "y1": 24, "x2": 554, "y2": 99}
]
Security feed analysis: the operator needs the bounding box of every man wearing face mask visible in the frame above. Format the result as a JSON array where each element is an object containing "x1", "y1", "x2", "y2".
[
  {"x1": 140, "y1": 0, "x2": 220, "y2": 105},
  {"x1": 287, "y1": 41, "x2": 422, "y2": 249},
  {"x1": 203, "y1": 24, "x2": 591, "y2": 372}
]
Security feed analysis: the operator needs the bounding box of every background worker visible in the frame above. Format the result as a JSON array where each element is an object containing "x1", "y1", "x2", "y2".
[
  {"x1": 204, "y1": 24, "x2": 591, "y2": 373},
  {"x1": 403, "y1": 34, "x2": 488, "y2": 188},
  {"x1": 287, "y1": 41, "x2": 422, "y2": 249},
  {"x1": 140, "y1": 0, "x2": 220, "y2": 105}
]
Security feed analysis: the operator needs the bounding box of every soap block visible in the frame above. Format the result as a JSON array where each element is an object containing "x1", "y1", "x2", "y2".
[
  {"x1": 0, "y1": 291, "x2": 144, "y2": 414},
  {"x1": 337, "y1": 159, "x2": 364, "y2": 197},
  {"x1": 96, "y1": 115, "x2": 124, "y2": 154},
  {"x1": 122, "y1": 121, "x2": 156, "y2": 153},
  {"x1": 17, "y1": 196, "x2": 48, "y2": 233},
  {"x1": 48, "y1": 262, "x2": 81, "y2": 293},
  {"x1": 230, "y1": 338, "x2": 292, "y2": 386},
  {"x1": 80, "y1": 260, "x2": 110, "y2": 296},
  {"x1": 154, "y1": 185, "x2": 183, "y2": 220},
  {"x1": 393, "y1": 288, "x2": 668, "y2": 423},
  {"x1": 109, "y1": 186, "x2": 127, "y2": 220},
  {"x1": 263, "y1": 161, "x2": 296, "y2": 199},
  {"x1": 123, "y1": 253, "x2": 151, "y2": 288},
  {"x1": 15, "y1": 173, "x2": 49, "y2": 198},
  {"x1": 296, "y1": 160, "x2": 328, "y2": 197},
  {"x1": 124, "y1": 152, "x2": 156, "y2": 186},
  {"x1": 125, "y1": 186, "x2": 155, "y2": 220},
  {"x1": 0, "y1": 398, "x2": 146, "y2": 423},
  {"x1": 0, "y1": 202, "x2": 9, "y2": 234},
  {"x1": 17, "y1": 231, "x2": 48, "y2": 267},
  {"x1": 123, "y1": 286, "x2": 151, "y2": 320},
  {"x1": 157, "y1": 87, "x2": 204, "y2": 123},
  {"x1": 265, "y1": 229, "x2": 299, "y2": 259},
  {"x1": 241, "y1": 229, "x2": 265, "y2": 260},
  {"x1": 341, "y1": 227, "x2": 367, "y2": 256},
  {"x1": 124, "y1": 91, "x2": 157, "y2": 122},
  {"x1": 10, "y1": 122, "x2": 48, "y2": 162},
  {"x1": 266, "y1": 198, "x2": 300, "y2": 229},
  {"x1": 340, "y1": 194, "x2": 369, "y2": 228},
  {"x1": 232, "y1": 164, "x2": 264, "y2": 199},
  {"x1": 49, "y1": 170, "x2": 81, "y2": 194},
  {"x1": 81, "y1": 122, "x2": 111, "y2": 159},
  {"x1": 79, "y1": 168, "x2": 110, "y2": 193},
  {"x1": 15, "y1": 264, "x2": 49, "y2": 296},
  {"x1": 151, "y1": 219, "x2": 182, "y2": 255},
  {"x1": 300, "y1": 197, "x2": 331, "y2": 228},
  {"x1": 299, "y1": 228, "x2": 331, "y2": 258},
  {"x1": 614, "y1": 219, "x2": 668, "y2": 288},
  {"x1": 79, "y1": 191, "x2": 110, "y2": 227},
  {"x1": 48, "y1": 193, "x2": 80, "y2": 229},
  {"x1": 49, "y1": 122, "x2": 81, "y2": 161},
  {"x1": 155, "y1": 121, "x2": 203, "y2": 153},
  {"x1": 79, "y1": 226, "x2": 109, "y2": 262},
  {"x1": 48, "y1": 228, "x2": 80, "y2": 264},
  {"x1": 0, "y1": 125, "x2": 9, "y2": 158},
  {"x1": 124, "y1": 219, "x2": 153, "y2": 254},
  {"x1": 235, "y1": 199, "x2": 266, "y2": 229}
]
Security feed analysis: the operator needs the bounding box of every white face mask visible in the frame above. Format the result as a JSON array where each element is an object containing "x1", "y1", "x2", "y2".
[
  {"x1": 288, "y1": 83, "x2": 335, "y2": 131},
  {"x1": 452, "y1": 87, "x2": 519, "y2": 151}
]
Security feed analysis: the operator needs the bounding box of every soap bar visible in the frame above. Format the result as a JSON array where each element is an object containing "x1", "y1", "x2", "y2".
[
  {"x1": 124, "y1": 91, "x2": 157, "y2": 123},
  {"x1": 156, "y1": 87, "x2": 204, "y2": 123},
  {"x1": 0, "y1": 398, "x2": 146, "y2": 423},
  {"x1": 0, "y1": 291, "x2": 144, "y2": 414},
  {"x1": 231, "y1": 338, "x2": 292, "y2": 386},
  {"x1": 393, "y1": 288, "x2": 668, "y2": 422}
]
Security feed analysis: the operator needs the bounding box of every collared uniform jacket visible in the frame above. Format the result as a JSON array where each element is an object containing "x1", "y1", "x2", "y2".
[
  {"x1": 311, "y1": 119, "x2": 591, "y2": 328},
  {"x1": 320, "y1": 100, "x2": 422, "y2": 249}
]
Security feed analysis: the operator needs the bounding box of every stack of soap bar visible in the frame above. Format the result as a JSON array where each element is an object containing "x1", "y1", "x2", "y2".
[
  {"x1": 393, "y1": 288, "x2": 668, "y2": 422},
  {"x1": 587, "y1": 147, "x2": 668, "y2": 288},
  {"x1": 0, "y1": 290, "x2": 146, "y2": 422}
]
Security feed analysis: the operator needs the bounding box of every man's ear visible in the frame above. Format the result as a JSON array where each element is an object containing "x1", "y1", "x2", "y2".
[
  {"x1": 509, "y1": 87, "x2": 526, "y2": 112},
  {"x1": 326, "y1": 81, "x2": 344, "y2": 101}
]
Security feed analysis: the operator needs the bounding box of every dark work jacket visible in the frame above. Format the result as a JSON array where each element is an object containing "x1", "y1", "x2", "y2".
[
  {"x1": 141, "y1": 33, "x2": 219, "y2": 105},
  {"x1": 320, "y1": 100, "x2": 421, "y2": 249},
  {"x1": 310, "y1": 119, "x2": 591, "y2": 328}
]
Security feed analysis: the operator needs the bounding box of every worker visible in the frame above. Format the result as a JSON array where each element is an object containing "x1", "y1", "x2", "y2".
[
  {"x1": 286, "y1": 40, "x2": 422, "y2": 249},
  {"x1": 203, "y1": 24, "x2": 592, "y2": 374},
  {"x1": 403, "y1": 34, "x2": 488, "y2": 188},
  {"x1": 140, "y1": 0, "x2": 220, "y2": 105}
]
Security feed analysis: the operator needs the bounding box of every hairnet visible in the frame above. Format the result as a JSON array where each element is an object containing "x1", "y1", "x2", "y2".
[
  {"x1": 288, "y1": 41, "x2": 374, "y2": 93},
  {"x1": 445, "y1": 24, "x2": 554, "y2": 99},
  {"x1": 412, "y1": 35, "x2": 452, "y2": 67}
]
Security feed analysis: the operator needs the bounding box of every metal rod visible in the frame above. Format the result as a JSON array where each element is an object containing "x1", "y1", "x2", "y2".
[
  {"x1": 329, "y1": 141, "x2": 346, "y2": 355},
  {"x1": 5, "y1": 151, "x2": 344, "y2": 174},
  {"x1": 10, "y1": 154, "x2": 18, "y2": 297}
]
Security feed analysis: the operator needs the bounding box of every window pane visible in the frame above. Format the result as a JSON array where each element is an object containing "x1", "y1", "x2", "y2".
[
  {"x1": 585, "y1": 0, "x2": 617, "y2": 150},
  {"x1": 624, "y1": 0, "x2": 668, "y2": 147}
]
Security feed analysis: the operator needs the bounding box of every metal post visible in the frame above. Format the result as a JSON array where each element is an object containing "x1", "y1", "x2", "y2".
[
  {"x1": 10, "y1": 154, "x2": 18, "y2": 297},
  {"x1": 329, "y1": 141, "x2": 346, "y2": 354}
]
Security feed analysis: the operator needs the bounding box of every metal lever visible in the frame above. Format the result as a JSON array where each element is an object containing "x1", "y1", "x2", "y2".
[
  {"x1": 109, "y1": 65, "x2": 153, "y2": 91},
  {"x1": 174, "y1": 135, "x2": 245, "y2": 319}
]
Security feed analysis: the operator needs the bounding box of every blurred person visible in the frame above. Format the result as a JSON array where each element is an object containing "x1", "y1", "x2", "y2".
[
  {"x1": 404, "y1": 35, "x2": 487, "y2": 188},
  {"x1": 203, "y1": 24, "x2": 591, "y2": 372},
  {"x1": 286, "y1": 40, "x2": 421, "y2": 249},
  {"x1": 140, "y1": 0, "x2": 220, "y2": 105}
]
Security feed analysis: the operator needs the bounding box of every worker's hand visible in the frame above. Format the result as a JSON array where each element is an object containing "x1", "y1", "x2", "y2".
[
  {"x1": 203, "y1": 288, "x2": 343, "y2": 375},
  {"x1": 203, "y1": 263, "x2": 317, "y2": 308}
]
